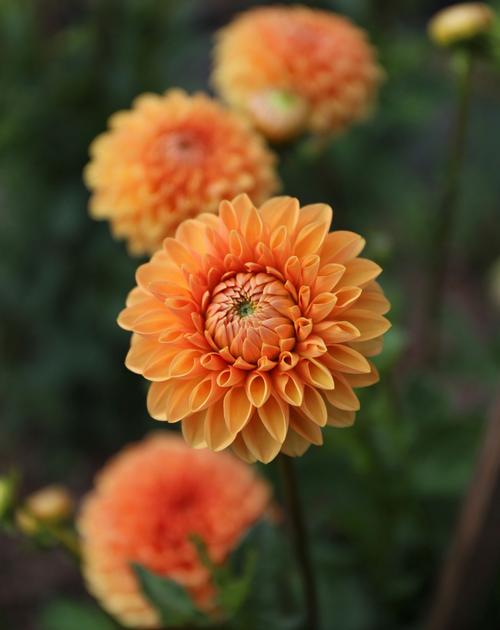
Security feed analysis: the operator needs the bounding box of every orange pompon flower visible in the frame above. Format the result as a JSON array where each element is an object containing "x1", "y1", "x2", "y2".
[
  {"x1": 212, "y1": 6, "x2": 383, "y2": 140},
  {"x1": 84, "y1": 89, "x2": 279, "y2": 255},
  {"x1": 78, "y1": 433, "x2": 270, "y2": 628},
  {"x1": 118, "y1": 195, "x2": 390, "y2": 463}
]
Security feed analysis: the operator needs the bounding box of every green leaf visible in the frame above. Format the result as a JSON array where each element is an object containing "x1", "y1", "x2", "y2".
[
  {"x1": 132, "y1": 563, "x2": 209, "y2": 627},
  {"x1": 39, "y1": 598, "x2": 118, "y2": 630},
  {"x1": 190, "y1": 530, "x2": 258, "y2": 621}
]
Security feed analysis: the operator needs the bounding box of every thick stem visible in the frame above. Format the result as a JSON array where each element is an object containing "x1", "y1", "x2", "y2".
[
  {"x1": 278, "y1": 454, "x2": 319, "y2": 630},
  {"x1": 426, "y1": 52, "x2": 473, "y2": 364}
]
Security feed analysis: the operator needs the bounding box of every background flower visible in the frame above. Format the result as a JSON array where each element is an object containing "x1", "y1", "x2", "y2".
[
  {"x1": 84, "y1": 89, "x2": 279, "y2": 255},
  {"x1": 78, "y1": 433, "x2": 270, "y2": 628},
  {"x1": 118, "y1": 195, "x2": 390, "y2": 463},
  {"x1": 212, "y1": 6, "x2": 383, "y2": 139}
]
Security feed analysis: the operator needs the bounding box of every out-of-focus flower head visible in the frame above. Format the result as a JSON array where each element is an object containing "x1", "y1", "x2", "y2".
[
  {"x1": 84, "y1": 89, "x2": 279, "y2": 255},
  {"x1": 212, "y1": 6, "x2": 383, "y2": 140},
  {"x1": 428, "y1": 3, "x2": 494, "y2": 47},
  {"x1": 118, "y1": 194, "x2": 391, "y2": 463},
  {"x1": 24, "y1": 485, "x2": 73, "y2": 522},
  {"x1": 78, "y1": 433, "x2": 270, "y2": 628}
]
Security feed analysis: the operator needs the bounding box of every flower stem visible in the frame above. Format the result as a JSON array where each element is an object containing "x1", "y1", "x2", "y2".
[
  {"x1": 426, "y1": 51, "x2": 473, "y2": 363},
  {"x1": 278, "y1": 454, "x2": 319, "y2": 630}
]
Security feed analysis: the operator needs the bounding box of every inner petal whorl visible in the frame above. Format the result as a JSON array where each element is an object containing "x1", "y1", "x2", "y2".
[{"x1": 205, "y1": 272, "x2": 295, "y2": 363}]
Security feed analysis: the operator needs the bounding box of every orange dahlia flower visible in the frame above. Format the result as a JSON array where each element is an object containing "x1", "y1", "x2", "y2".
[
  {"x1": 84, "y1": 89, "x2": 279, "y2": 255},
  {"x1": 118, "y1": 194, "x2": 390, "y2": 463},
  {"x1": 78, "y1": 433, "x2": 270, "y2": 628},
  {"x1": 212, "y1": 6, "x2": 383, "y2": 140}
]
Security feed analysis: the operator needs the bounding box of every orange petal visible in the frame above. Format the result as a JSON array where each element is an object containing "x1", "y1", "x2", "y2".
[
  {"x1": 146, "y1": 381, "x2": 170, "y2": 420},
  {"x1": 257, "y1": 395, "x2": 289, "y2": 443},
  {"x1": 125, "y1": 334, "x2": 160, "y2": 374},
  {"x1": 181, "y1": 411, "x2": 207, "y2": 448},
  {"x1": 342, "y1": 309, "x2": 391, "y2": 341},
  {"x1": 223, "y1": 387, "x2": 254, "y2": 433},
  {"x1": 219, "y1": 199, "x2": 239, "y2": 231},
  {"x1": 325, "y1": 345, "x2": 371, "y2": 374},
  {"x1": 205, "y1": 399, "x2": 236, "y2": 451},
  {"x1": 142, "y1": 346, "x2": 180, "y2": 381},
  {"x1": 332, "y1": 286, "x2": 362, "y2": 313},
  {"x1": 324, "y1": 374, "x2": 360, "y2": 411},
  {"x1": 294, "y1": 219, "x2": 330, "y2": 258},
  {"x1": 165, "y1": 380, "x2": 198, "y2": 422},
  {"x1": 175, "y1": 219, "x2": 211, "y2": 256},
  {"x1": 314, "y1": 263, "x2": 345, "y2": 293},
  {"x1": 280, "y1": 430, "x2": 311, "y2": 457},
  {"x1": 338, "y1": 258, "x2": 382, "y2": 288},
  {"x1": 231, "y1": 434, "x2": 257, "y2": 463},
  {"x1": 326, "y1": 406, "x2": 356, "y2": 428},
  {"x1": 321, "y1": 231, "x2": 365, "y2": 264},
  {"x1": 296, "y1": 359, "x2": 334, "y2": 390},
  {"x1": 189, "y1": 375, "x2": 223, "y2": 412},
  {"x1": 299, "y1": 387, "x2": 327, "y2": 426},
  {"x1": 296, "y1": 203, "x2": 332, "y2": 233},
  {"x1": 241, "y1": 416, "x2": 282, "y2": 463},
  {"x1": 167, "y1": 349, "x2": 204, "y2": 379},
  {"x1": 307, "y1": 292, "x2": 337, "y2": 322},
  {"x1": 290, "y1": 410, "x2": 324, "y2": 446},
  {"x1": 273, "y1": 370, "x2": 304, "y2": 406},
  {"x1": 259, "y1": 196, "x2": 299, "y2": 234},
  {"x1": 349, "y1": 337, "x2": 384, "y2": 358},
  {"x1": 355, "y1": 285, "x2": 391, "y2": 315},
  {"x1": 314, "y1": 320, "x2": 360, "y2": 345},
  {"x1": 245, "y1": 372, "x2": 271, "y2": 407},
  {"x1": 346, "y1": 362, "x2": 379, "y2": 388}
]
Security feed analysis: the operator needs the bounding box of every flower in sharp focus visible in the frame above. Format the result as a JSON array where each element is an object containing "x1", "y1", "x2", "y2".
[
  {"x1": 428, "y1": 3, "x2": 494, "y2": 47},
  {"x1": 84, "y1": 89, "x2": 279, "y2": 255},
  {"x1": 118, "y1": 194, "x2": 391, "y2": 464},
  {"x1": 212, "y1": 6, "x2": 383, "y2": 140},
  {"x1": 78, "y1": 433, "x2": 270, "y2": 629}
]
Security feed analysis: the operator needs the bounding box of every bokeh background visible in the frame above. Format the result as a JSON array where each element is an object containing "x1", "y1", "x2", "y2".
[{"x1": 1, "y1": 1, "x2": 499, "y2": 629}]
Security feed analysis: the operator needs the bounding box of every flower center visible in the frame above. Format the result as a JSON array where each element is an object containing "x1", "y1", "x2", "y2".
[
  {"x1": 236, "y1": 299, "x2": 256, "y2": 318},
  {"x1": 205, "y1": 272, "x2": 296, "y2": 365},
  {"x1": 154, "y1": 130, "x2": 205, "y2": 165}
]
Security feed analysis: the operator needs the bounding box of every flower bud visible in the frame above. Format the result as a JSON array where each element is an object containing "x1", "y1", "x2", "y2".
[
  {"x1": 428, "y1": 3, "x2": 494, "y2": 47},
  {"x1": 248, "y1": 89, "x2": 309, "y2": 142},
  {"x1": 24, "y1": 485, "x2": 73, "y2": 523},
  {"x1": 16, "y1": 508, "x2": 39, "y2": 535},
  {"x1": 0, "y1": 478, "x2": 12, "y2": 521}
]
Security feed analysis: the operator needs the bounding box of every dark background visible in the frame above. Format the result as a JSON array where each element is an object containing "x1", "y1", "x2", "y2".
[{"x1": 1, "y1": 1, "x2": 499, "y2": 628}]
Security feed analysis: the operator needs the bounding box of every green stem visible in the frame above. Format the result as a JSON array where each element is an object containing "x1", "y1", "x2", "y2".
[
  {"x1": 427, "y1": 52, "x2": 474, "y2": 363},
  {"x1": 278, "y1": 454, "x2": 320, "y2": 630}
]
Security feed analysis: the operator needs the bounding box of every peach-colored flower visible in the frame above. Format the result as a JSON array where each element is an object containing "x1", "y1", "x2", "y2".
[
  {"x1": 78, "y1": 433, "x2": 270, "y2": 628},
  {"x1": 118, "y1": 195, "x2": 390, "y2": 463},
  {"x1": 212, "y1": 6, "x2": 383, "y2": 139},
  {"x1": 84, "y1": 89, "x2": 279, "y2": 255}
]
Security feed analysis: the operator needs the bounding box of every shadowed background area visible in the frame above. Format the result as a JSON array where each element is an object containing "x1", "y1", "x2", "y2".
[{"x1": 1, "y1": 1, "x2": 499, "y2": 629}]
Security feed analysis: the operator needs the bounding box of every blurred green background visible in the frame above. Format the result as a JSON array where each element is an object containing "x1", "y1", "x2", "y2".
[{"x1": 1, "y1": 1, "x2": 499, "y2": 628}]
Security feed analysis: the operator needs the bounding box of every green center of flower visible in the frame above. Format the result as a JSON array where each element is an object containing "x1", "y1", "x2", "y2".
[{"x1": 236, "y1": 299, "x2": 256, "y2": 318}]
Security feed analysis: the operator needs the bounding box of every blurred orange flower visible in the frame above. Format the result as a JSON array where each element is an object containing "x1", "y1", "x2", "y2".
[
  {"x1": 84, "y1": 89, "x2": 279, "y2": 255},
  {"x1": 118, "y1": 194, "x2": 390, "y2": 463},
  {"x1": 212, "y1": 6, "x2": 383, "y2": 140},
  {"x1": 78, "y1": 433, "x2": 270, "y2": 628}
]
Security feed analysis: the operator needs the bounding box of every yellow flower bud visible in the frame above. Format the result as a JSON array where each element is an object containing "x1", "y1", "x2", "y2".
[
  {"x1": 16, "y1": 508, "x2": 39, "y2": 535},
  {"x1": 0, "y1": 479, "x2": 12, "y2": 519},
  {"x1": 248, "y1": 89, "x2": 309, "y2": 142},
  {"x1": 24, "y1": 485, "x2": 73, "y2": 522},
  {"x1": 428, "y1": 3, "x2": 494, "y2": 47}
]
